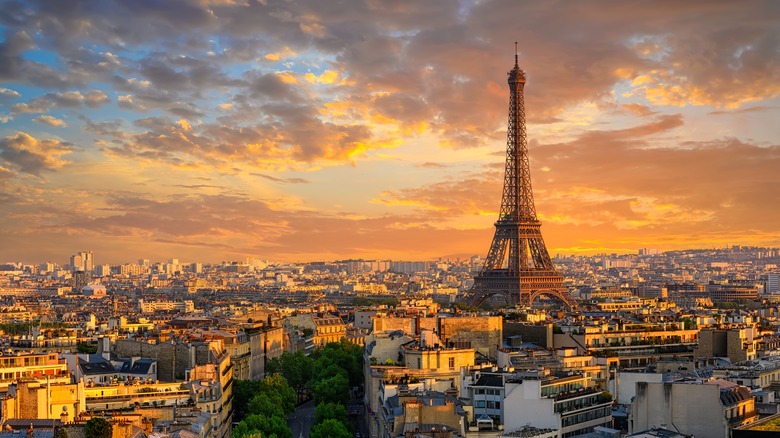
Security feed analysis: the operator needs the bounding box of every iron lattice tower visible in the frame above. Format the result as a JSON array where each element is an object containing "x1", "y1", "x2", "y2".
[{"x1": 470, "y1": 46, "x2": 576, "y2": 309}]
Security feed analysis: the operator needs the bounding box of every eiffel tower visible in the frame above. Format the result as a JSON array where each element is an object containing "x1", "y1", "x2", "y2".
[{"x1": 470, "y1": 45, "x2": 576, "y2": 310}]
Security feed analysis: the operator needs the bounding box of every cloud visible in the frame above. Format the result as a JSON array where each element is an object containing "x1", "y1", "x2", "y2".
[
  {"x1": 11, "y1": 90, "x2": 111, "y2": 115},
  {"x1": 416, "y1": 162, "x2": 447, "y2": 169},
  {"x1": 32, "y1": 115, "x2": 68, "y2": 127},
  {"x1": 708, "y1": 106, "x2": 778, "y2": 116},
  {"x1": 0, "y1": 87, "x2": 20, "y2": 104},
  {"x1": 0, "y1": 132, "x2": 72, "y2": 175},
  {"x1": 251, "y1": 173, "x2": 311, "y2": 184},
  {"x1": 1, "y1": 0, "x2": 779, "y2": 261}
]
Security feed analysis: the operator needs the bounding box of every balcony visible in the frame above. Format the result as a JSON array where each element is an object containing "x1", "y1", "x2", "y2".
[{"x1": 553, "y1": 387, "x2": 599, "y2": 402}]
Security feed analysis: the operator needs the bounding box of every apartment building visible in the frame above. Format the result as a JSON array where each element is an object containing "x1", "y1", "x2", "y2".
[
  {"x1": 0, "y1": 352, "x2": 70, "y2": 393},
  {"x1": 630, "y1": 380, "x2": 759, "y2": 438},
  {"x1": 461, "y1": 369, "x2": 612, "y2": 437}
]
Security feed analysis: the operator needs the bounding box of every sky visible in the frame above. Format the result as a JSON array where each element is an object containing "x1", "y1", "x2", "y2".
[{"x1": 0, "y1": 0, "x2": 779, "y2": 265}]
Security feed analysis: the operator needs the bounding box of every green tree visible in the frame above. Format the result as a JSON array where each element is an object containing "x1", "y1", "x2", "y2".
[
  {"x1": 232, "y1": 379, "x2": 263, "y2": 422},
  {"x1": 265, "y1": 351, "x2": 314, "y2": 391},
  {"x1": 312, "y1": 340, "x2": 363, "y2": 387},
  {"x1": 680, "y1": 317, "x2": 696, "y2": 330},
  {"x1": 312, "y1": 373, "x2": 350, "y2": 406},
  {"x1": 84, "y1": 418, "x2": 112, "y2": 438},
  {"x1": 248, "y1": 392, "x2": 286, "y2": 419},
  {"x1": 233, "y1": 414, "x2": 292, "y2": 438},
  {"x1": 258, "y1": 373, "x2": 296, "y2": 415},
  {"x1": 310, "y1": 419, "x2": 351, "y2": 438},
  {"x1": 314, "y1": 402, "x2": 348, "y2": 427},
  {"x1": 316, "y1": 363, "x2": 349, "y2": 381},
  {"x1": 77, "y1": 343, "x2": 98, "y2": 354}
]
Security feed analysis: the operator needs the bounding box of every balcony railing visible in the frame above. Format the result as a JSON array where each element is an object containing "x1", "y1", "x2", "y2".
[{"x1": 552, "y1": 387, "x2": 599, "y2": 402}]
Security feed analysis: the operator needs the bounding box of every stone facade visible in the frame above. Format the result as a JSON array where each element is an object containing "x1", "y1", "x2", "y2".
[
  {"x1": 504, "y1": 322, "x2": 553, "y2": 348},
  {"x1": 695, "y1": 327, "x2": 757, "y2": 363},
  {"x1": 3, "y1": 380, "x2": 85, "y2": 421},
  {"x1": 114, "y1": 339, "x2": 196, "y2": 382},
  {"x1": 437, "y1": 316, "x2": 502, "y2": 359}
]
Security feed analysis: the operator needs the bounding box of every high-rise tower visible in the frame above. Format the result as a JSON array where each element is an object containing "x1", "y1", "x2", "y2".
[{"x1": 470, "y1": 46, "x2": 576, "y2": 309}]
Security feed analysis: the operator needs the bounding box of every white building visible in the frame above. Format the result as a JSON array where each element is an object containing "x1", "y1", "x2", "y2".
[
  {"x1": 629, "y1": 380, "x2": 758, "y2": 438},
  {"x1": 461, "y1": 368, "x2": 612, "y2": 438}
]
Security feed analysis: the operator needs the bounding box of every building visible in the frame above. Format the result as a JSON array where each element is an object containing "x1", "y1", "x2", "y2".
[
  {"x1": 707, "y1": 283, "x2": 759, "y2": 303},
  {"x1": 629, "y1": 380, "x2": 758, "y2": 438},
  {"x1": 380, "y1": 387, "x2": 465, "y2": 438},
  {"x1": 695, "y1": 326, "x2": 757, "y2": 363},
  {"x1": 139, "y1": 299, "x2": 196, "y2": 313},
  {"x1": 437, "y1": 315, "x2": 503, "y2": 360},
  {"x1": 463, "y1": 369, "x2": 612, "y2": 438},
  {"x1": 81, "y1": 284, "x2": 107, "y2": 298},
  {"x1": 0, "y1": 352, "x2": 70, "y2": 393},
  {"x1": 2, "y1": 380, "x2": 85, "y2": 422},
  {"x1": 312, "y1": 314, "x2": 346, "y2": 348},
  {"x1": 403, "y1": 330, "x2": 475, "y2": 372},
  {"x1": 555, "y1": 322, "x2": 698, "y2": 369},
  {"x1": 767, "y1": 273, "x2": 779, "y2": 295}
]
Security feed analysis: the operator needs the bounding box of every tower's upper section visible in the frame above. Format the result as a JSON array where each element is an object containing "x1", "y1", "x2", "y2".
[
  {"x1": 497, "y1": 42, "x2": 537, "y2": 223},
  {"x1": 508, "y1": 43, "x2": 526, "y2": 85}
]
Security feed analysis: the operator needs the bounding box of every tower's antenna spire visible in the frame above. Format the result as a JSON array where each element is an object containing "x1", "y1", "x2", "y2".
[{"x1": 514, "y1": 41, "x2": 518, "y2": 68}]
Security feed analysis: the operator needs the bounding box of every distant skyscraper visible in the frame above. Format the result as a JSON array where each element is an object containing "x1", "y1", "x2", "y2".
[
  {"x1": 70, "y1": 251, "x2": 94, "y2": 272},
  {"x1": 69, "y1": 254, "x2": 82, "y2": 272},
  {"x1": 767, "y1": 273, "x2": 779, "y2": 294},
  {"x1": 80, "y1": 251, "x2": 94, "y2": 272}
]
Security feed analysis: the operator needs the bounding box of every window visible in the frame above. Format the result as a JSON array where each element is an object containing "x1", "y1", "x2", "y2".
[
  {"x1": 475, "y1": 401, "x2": 485, "y2": 408},
  {"x1": 448, "y1": 357, "x2": 455, "y2": 368},
  {"x1": 476, "y1": 389, "x2": 485, "y2": 394}
]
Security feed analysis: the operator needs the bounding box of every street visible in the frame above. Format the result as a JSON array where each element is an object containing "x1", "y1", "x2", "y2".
[
  {"x1": 348, "y1": 400, "x2": 370, "y2": 438},
  {"x1": 288, "y1": 400, "x2": 316, "y2": 438}
]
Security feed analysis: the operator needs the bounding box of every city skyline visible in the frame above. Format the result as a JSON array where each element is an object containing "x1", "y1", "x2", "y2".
[{"x1": 1, "y1": 0, "x2": 779, "y2": 264}]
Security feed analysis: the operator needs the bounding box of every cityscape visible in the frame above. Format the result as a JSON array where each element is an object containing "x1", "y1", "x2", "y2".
[{"x1": 1, "y1": 1, "x2": 780, "y2": 438}]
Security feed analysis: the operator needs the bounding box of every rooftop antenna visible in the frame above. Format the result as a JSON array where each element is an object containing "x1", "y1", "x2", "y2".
[{"x1": 514, "y1": 41, "x2": 519, "y2": 67}]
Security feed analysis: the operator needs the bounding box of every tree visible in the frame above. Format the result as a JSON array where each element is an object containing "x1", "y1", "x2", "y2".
[
  {"x1": 232, "y1": 379, "x2": 263, "y2": 422},
  {"x1": 265, "y1": 351, "x2": 314, "y2": 391},
  {"x1": 314, "y1": 402, "x2": 348, "y2": 427},
  {"x1": 312, "y1": 340, "x2": 363, "y2": 387},
  {"x1": 259, "y1": 374, "x2": 296, "y2": 415},
  {"x1": 233, "y1": 414, "x2": 292, "y2": 438},
  {"x1": 247, "y1": 392, "x2": 285, "y2": 419},
  {"x1": 310, "y1": 419, "x2": 351, "y2": 438},
  {"x1": 312, "y1": 373, "x2": 350, "y2": 406},
  {"x1": 77, "y1": 343, "x2": 98, "y2": 354},
  {"x1": 84, "y1": 418, "x2": 112, "y2": 438}
]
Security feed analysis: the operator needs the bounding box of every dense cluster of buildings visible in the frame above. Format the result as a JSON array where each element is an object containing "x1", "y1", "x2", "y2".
[{"x1": 0, "y1": 246, "x2": 779, "y2": 437}]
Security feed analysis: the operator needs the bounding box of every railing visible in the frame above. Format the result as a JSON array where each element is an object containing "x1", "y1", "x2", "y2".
[{"x1": 553, "y1": 387, "x2": 599, "y2": 401}]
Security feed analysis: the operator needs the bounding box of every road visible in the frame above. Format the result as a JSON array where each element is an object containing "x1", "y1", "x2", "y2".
[
  {"x1": 289, "y1": 398, "x2": 369, "y2": 438},
  {"x1": 289, "y1": 400, "x2": 316, "y2": 438},
  {"x1": 348, "y1": 400, "x2": 370, "y2": 438}
]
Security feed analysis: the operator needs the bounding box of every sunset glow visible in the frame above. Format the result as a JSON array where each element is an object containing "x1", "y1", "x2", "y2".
[{"x1": 0, "y1": 0, "x2": 778, "y2": 264}]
